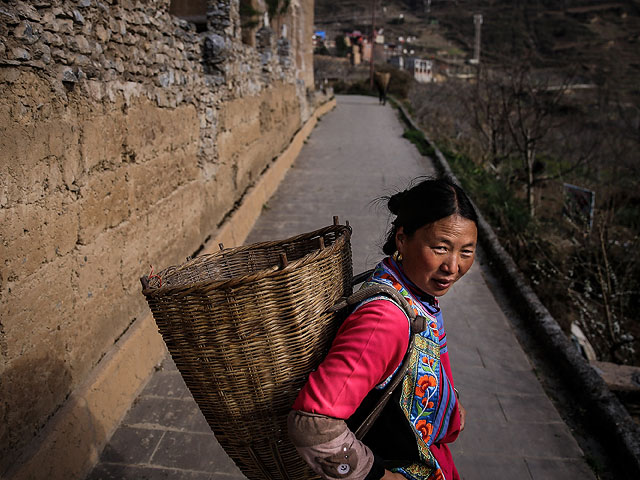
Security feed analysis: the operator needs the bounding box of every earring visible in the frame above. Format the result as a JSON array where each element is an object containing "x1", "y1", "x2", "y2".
[{"x1": 393, "y1": 251, "x2": 403, "y2": 262}]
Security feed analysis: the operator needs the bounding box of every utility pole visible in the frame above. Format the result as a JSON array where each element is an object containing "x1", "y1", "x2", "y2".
[
  {"x1": 473, "y1": 13, "x2": 483, "y2": 65},
  {"x1": 472, "y1": 13, "x2": 483, "y2": 99},
  {"x1": 369, "y1": 0, "x2": 376, "y2": 89}
]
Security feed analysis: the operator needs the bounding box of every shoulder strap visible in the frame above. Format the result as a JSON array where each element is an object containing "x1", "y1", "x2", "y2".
[
  {"x1": 328, "y1": 284, "x2": 428, "y2": 440},
  {"x1": 329, "y1": 284, "x2": 427, "y2": 336}
]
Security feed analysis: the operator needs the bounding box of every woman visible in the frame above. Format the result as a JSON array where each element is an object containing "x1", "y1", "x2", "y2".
[{"x1": 288, "y1": 177, "x2": 478, "y2": 480}]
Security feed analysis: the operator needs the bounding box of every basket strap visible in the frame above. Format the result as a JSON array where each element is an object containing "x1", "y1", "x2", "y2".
[
  {"x1": 329, "y1": 284, "x2": 427, "y2": 440},
  {"x1": 330, "y1": 284, "x2": 412, "y2": 315},
  {"x1": 329, "y1": 284, "x2": 427, "y2": 336},
  {"x1": 351, "y1": 268, "x2": 374, "y2": 286},
  {"x1": 354, "y1": 299, "x2": 426, "y2": 440}
]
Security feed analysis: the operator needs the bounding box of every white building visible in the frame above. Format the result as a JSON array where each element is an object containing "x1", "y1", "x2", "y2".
[{"x1": 406, "y1": 58, "x2": 433, "y2": 83}]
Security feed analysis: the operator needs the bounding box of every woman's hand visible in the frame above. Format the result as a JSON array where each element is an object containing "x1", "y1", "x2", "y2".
[
  {"x1": 382, "y1": 470, "x2": 406, "y2": 480},
  {"x1": 458, "y1": 401, "x2": 466, "y2": 432}
]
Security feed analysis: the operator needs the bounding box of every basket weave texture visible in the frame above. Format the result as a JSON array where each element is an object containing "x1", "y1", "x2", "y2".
[{"x1": 141, "y1": 224, "x2": 353, "y2": 480}]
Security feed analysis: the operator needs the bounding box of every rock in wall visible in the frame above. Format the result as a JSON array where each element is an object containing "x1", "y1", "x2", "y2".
[{"x1": 0, "y1": 0, "x2": 314, "y2": 471}]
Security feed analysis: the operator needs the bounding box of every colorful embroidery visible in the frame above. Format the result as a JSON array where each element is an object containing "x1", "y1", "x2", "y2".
[
  {"x1": 360, "y1": 261, "x2": 450, "y2": 480},
  {"x1": 393, "y1": 461, "x2": 444, "y2": 480}
]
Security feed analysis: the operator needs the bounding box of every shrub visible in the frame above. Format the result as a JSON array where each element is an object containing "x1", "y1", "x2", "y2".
[{"x1": 402, "y1": 129, "x2": 435, "y2": 157}]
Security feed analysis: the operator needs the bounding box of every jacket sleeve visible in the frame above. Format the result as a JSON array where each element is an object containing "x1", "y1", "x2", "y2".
[
  {"x1": 288, "y1": 411, "x2": 386, "y2": 480},
  {"x1": 288, "y1": 299, "x2": 410, "y2": 480}
]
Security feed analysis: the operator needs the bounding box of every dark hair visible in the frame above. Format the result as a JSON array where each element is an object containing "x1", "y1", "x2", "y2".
[{"x1": 382, "y1": 176, "x2": 478, "y2": 255}]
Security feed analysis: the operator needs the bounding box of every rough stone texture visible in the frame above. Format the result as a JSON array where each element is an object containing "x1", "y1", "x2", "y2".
[
  {"x1": 0, "y1": 0, "x2": 315, "y2": 475},
  {"x1": 592, "y1": 361, "x2": 640, "y2": 394}
]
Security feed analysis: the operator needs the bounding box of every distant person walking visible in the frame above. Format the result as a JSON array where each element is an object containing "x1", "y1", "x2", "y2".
[
  {"x1": 289, "y1": 177, "x2": 477, "y2": 480},
  {"x1": 374, "y1": 71, "x2": 391, "y2": 105}
]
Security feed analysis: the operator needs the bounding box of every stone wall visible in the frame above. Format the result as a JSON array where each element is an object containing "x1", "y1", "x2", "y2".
[{"x1": 0, "y1": 0, "x2": 315, "y2": 473}]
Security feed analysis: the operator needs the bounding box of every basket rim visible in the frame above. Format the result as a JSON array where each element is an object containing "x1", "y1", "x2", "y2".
[{"x1": 141, "y1": 224, "x2": 352, "y2": 297}]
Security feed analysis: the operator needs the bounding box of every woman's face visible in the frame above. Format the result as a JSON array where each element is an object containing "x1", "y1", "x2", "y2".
[{"x1": 395, "y1": 214, "x2": 477, "y2": 297}]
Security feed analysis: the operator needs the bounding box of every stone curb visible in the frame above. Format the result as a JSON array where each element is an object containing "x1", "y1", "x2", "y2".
[{"x1": 394, "y1": 100, "x2": 640, "y2": 476}]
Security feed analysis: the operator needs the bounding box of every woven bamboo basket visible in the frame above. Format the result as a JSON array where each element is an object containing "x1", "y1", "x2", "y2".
[{"x1": 140, "y1": 223, "x2": 353, "y2": 480}]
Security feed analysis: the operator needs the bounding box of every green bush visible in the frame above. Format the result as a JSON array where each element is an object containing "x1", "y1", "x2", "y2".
[
  {"x1": 401, "y1": 129, "x2": 530, "y2": 237},
  {"x1": 314, "y1": 44, "x2": 330, "y2": 56},
  {"x1": 346, "y1": 80, "x2": 375, "y2": 96},
  {"x1": 330, "y1": 79, "x2": 375, "y2": 96},
  {"x1": 438, "y1": 145, "x2": 531, "y2": 237},
  {"x1": 335, "y1": 35, "x2": 349, "y2": 58},
  {"x1": 402, "y1": 129, "x2": 435, "y2": 157}
]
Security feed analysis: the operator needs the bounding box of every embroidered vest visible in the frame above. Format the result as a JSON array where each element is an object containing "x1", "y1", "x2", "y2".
[{"x1": 355, "y1": 260, "x2": 456, "y2": 480}]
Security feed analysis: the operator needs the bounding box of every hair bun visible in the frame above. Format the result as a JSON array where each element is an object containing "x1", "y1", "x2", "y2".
[{"x1": 388, "y1": 190, "x2": 408, "y2": 215}]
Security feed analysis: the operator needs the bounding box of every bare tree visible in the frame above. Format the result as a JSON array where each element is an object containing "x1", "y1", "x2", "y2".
[
  {"x1": 502, "y1": 66, "x2": 557, "y2": 216},
  {"x1": 468, "y1": 67, "x2": 511, "y2": 168},
  {"x1": 498, "y1": 64, "x2": 594, "y2": 216},
  {"x1": 568, "y1": 211, "x2": 640, "y2": 363}
]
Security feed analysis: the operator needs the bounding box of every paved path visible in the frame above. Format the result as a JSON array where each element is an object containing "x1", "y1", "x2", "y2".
[{"x1": 86, "y1": 95, "x2": 595, "y2": 480}]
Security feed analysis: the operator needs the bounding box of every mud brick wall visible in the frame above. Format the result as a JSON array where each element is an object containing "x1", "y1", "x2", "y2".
[{"x1": 0, "y1": 0, "x2": 314, "y2": 471}]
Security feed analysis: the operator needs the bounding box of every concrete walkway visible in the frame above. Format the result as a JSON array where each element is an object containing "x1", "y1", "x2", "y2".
[{"x1": 86, "y1": 95, "x2": 595, "y2": 480}]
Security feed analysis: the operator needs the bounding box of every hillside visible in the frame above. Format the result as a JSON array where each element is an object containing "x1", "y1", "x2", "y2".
[{"x1": 315, "y1": 0, "x2": 640, "y2": 99}]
